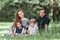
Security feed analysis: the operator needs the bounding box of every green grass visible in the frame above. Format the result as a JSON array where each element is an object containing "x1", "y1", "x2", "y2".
[
  {"x1": 0, "y1": 22, "x2": 13, "y2": 26},
  {"x1": 0, "y1": 22, "x2": 60, "y2": 40}
]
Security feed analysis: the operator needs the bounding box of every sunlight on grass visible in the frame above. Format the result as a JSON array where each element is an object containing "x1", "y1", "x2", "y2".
[
  {"x1": 0, "y1": 22, "x2": 13, "y2": 26},
  {"x1": 0, "y1": 30, "x2": 9, "y2": 34},
  {"x1": 0, "y1": 22, "x2": 60, "y2": 40}
]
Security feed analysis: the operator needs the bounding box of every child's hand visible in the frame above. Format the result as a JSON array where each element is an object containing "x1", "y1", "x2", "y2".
[
  {"x1": 15, "y1": 33, "x2": 18, "y2": 36},
  {"x1": 11, "y1": 34, "x2": 14, "y2": 37}
]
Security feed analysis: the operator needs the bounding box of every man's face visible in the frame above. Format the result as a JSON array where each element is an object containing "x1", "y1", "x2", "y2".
[{"x1": 39, "y1": 10, "x2": 45, "y2": 17}]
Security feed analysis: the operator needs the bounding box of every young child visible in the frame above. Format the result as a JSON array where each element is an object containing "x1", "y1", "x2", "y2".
[
  {"x1": 13, "y1": 21, "x2": 24, "y2": 36},
  {"x1": 28, "y1": 19, "x2": 38, "y2": 35}
]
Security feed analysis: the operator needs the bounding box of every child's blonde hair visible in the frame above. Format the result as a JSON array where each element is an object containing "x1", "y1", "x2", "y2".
[{"x1": 29, "y1": 19, "x2": 36, "y2": 24}]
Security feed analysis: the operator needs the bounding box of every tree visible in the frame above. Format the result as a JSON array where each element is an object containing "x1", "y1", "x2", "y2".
[{"x1": 0, "y1": 0, "x2": 52, "y2": 22}]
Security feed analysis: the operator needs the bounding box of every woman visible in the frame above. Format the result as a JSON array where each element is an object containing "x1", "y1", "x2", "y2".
[{"x1": 9, "y1": 9, "x2": 29, "y2": 35}]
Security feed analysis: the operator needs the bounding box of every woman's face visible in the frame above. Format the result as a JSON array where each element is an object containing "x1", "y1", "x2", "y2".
[{"x1": 18, "y1": 11, "x2": 24, "y2": 18}]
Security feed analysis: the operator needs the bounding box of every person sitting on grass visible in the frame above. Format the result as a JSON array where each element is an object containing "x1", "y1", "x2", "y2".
[
  {"x1": 28, "y1": 19, "x2": 38, "y2": 35},
  {"x1": 36, "y1": 8, "x2": 50, "y2": 30},
  {"x1": 10, "y1": 9, "x2": 29, "y2": 35},
  {"x1": 13, "y1": 21, "x2": 25, "y2": 36}
]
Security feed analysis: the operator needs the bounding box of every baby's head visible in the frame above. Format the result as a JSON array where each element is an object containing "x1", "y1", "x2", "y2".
[
  {"x1": 29, "y1": 19, "x2": 36, "y2": 26},
  {"x1": 16, "y1": 21, "x2": 22, "y2": 28}
]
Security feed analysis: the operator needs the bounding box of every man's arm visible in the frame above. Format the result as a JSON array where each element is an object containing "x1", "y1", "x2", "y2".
[{"x1": 44, "y1": 17, "x2": 50, "y2": 29}]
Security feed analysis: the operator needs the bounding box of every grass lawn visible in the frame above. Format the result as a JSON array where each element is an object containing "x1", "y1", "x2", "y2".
[{"x1": 0, "y1": 22, "x2": 60, "y2": 40}]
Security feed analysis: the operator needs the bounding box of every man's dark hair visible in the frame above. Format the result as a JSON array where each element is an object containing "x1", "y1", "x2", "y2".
[{"x1": 40, "y1": 8, "x2": 46, "y2": 13}]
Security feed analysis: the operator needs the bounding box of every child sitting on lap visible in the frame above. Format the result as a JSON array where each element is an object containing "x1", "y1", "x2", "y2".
[{"x1": 28, "y1": 19, "x2": 38, "y2": 35}]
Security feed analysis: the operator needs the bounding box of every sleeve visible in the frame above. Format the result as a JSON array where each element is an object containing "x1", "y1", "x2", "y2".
[
  {"x1": 36, "y1": 26, "x2": 38, "y2": 30},
  {"x1": 9, "y1": 25, "x2": 14, "y2": 32},
  {"x1": 45, "y1": 17, "x2": 50, "y2": 25},
  {"x1": 27, "y1": 18, "x2": 29, "y2": 25},
  {"x1": 36, "y1": 17, "x2": 39, "y2": 22},
  {"x1": 28, "y1": 26, "x2": 31, "y2": 30},
  {"x1": 22, "y1": 28, "x2": 24, "y2": 31},
  {"x1": 36, "y1": 18, "x2": 40, "y2": 27},
  {"x1": 25, "y1": 18, "x2": 29, "y2": 28},
  {"x1": 35, "y1": 24, "x2": 38, "y2": 30}
]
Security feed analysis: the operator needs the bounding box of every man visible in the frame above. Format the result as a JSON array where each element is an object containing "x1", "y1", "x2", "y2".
[{"x1": 36, "y1": 8, "x2": 50, "y2": 30}]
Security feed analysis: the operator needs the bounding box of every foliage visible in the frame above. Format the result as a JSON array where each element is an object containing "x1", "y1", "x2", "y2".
[{"x1": 0, "y1": 0, "x2": 60, "y2": 22}]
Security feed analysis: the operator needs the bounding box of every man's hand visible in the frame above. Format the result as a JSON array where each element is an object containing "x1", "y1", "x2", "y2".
[{"x1": 45, "y1": 24, "x2": 48, "y2": 29}]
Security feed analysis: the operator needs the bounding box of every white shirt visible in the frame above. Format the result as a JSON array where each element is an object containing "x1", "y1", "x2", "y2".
[{"x1": 28, "y1": 24, "x2": 38, "y2": 35}]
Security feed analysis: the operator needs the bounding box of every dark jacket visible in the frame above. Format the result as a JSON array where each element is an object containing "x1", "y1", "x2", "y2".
[{"x1": 36, "y1": 15, "x2": 50, "y2": 29}]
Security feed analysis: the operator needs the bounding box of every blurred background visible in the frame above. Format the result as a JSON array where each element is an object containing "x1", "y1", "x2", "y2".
[
  {"x1": 0, "y1": 0, "x2": 60, "y2": 22},
  {"x1": 0, "y1": 0, "x2": 52, "y2": 22},
  {"x1": 0, "y1": 0, "x2": 60, "y2": 40}
]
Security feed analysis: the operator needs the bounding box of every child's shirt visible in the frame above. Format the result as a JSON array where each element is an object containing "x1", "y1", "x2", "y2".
[
  {"x1": 28, "y1": 24, "x2": 38, "y2": 35},
  {"x1": 16, "y1": 27, "x2": 23, "y2": 34}
]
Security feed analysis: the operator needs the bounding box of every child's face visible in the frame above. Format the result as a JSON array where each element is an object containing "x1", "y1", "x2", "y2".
[
  {"x1": 17, "y1": 22, "x2": 21, "y2": 28},
  {"x1": 30, "y1": 22, "x2": 35, "y2": 27}
]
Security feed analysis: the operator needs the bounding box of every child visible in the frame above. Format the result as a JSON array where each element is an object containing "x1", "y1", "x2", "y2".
[
  {"x1": 13, "y1": 21, "x2": 25, "y2": 36},
  {"x1": 28, "y1": 19, "x2": 38, "y2": 35}
]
